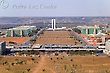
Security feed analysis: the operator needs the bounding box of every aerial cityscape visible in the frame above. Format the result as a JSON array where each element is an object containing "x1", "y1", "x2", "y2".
[
  {"x1": 0, "y1": 17, "x2": 110, "y2": 73},
  {"x1": 1, "y1": 0, "x2": 110, "y2": 72}
]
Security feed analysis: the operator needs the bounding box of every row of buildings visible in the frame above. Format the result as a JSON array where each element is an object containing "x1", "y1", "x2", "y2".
[
  {"x1": 77, "y1": 25, "x2": 101, "y2": 36},
  {"x1": 7, "y1": 26, "x2": 36, "y2": 37},
  {"x1": 0, "y1": 19, "x2": 110, "y2": 55},
  {"x1": 75, "y1": 25, "x2": 110, "y2": 46},
  {"x1": 0, "y1": 26, "x2": 37, "y2": 55}
]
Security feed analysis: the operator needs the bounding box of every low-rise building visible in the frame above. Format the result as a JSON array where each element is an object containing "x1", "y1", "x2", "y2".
[
  {"x1": 7, "y1": 26, "x2": 36, "y2": 37},
  {"x1": 104, "y1": 40, "x2": 110, "y2": 55},
  {"x1": 77, "y1": 25, "x2": 101, "y2": 36}
]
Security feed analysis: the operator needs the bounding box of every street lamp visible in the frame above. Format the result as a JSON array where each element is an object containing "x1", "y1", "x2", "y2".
[{"x1": 92, "y1": 52, "x2": 94, "y2": 64}]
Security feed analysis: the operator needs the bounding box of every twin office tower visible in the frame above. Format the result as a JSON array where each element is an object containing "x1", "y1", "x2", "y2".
[{"x1": 52, "y1": 19, "x2": 56, "y2": 30}]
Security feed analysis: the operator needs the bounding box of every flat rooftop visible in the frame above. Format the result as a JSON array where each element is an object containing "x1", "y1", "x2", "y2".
[
  {"x1": 35, "y1": 30, "x2": 81, "y2": 45},
  {"x1": 0, "y1": 37, "x2": 30, "y2": 45},
  {"x1": 8, "y1": 26, "x2": 36, "y2": 30}
]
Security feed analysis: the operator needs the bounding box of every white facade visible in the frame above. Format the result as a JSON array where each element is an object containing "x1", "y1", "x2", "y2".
[
  {"x1": 52, "y1": 19, "x2": 56, "y2": 30},
  {"x1": 104, "y1": 40, "x2": 110, "y2": 55},
  {"x1": 47, "y1": 19, "x2": 66, "y2": 31}
]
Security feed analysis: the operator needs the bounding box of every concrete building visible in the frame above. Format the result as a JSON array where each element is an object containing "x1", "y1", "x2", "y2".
[
  {"x1": 0, "y1": 42, "x2": 6, "y2": 55},
  {"x1": 52, "y1": 19, "x2": 56, "y2": 30},
  {"x1": 77, "y1": 25, "x2": 101, "y2": 36},
  {"x1": 104, "y1": 40, "x2": 110, "y2": 55},
  {"x1": 47, "y1": 19, "x2": 67, "y2": 31},
  {"x1": 7, "y1": 26, "x2": 36, "y2": 37}
]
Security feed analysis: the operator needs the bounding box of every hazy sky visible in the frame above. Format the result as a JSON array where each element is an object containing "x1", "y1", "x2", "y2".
[{"x1": 0, "y1": 0, "x2": 110, "y2": 17}]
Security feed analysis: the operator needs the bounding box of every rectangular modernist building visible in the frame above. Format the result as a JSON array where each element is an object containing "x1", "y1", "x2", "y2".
[
  {"x1": 77, "y1": 25, "x2": 101, "y2": 36},
  {"x1": 7, "y1": 26, "x2": 36, "y2": 37}
]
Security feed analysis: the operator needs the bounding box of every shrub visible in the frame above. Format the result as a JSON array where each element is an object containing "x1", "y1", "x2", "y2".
[
  {"x1": 70, "y1": 59, "x2": 73, "y2": 62},
  {"x1": 27, "y1": 69, "x2": 30, "y2": 72},
  {"x1": 50, "y1": 58, "x2": 52, "y2": 60},
  {"x1": 31, "y1": 58, "x2": 35, "y2": 61},
  {"x1": 42, "y1": 69, "x2": 45, "y2": 72}
]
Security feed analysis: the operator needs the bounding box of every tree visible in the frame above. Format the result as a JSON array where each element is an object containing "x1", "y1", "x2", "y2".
[
  {"x1": 31, "y1": 58, "x2": 35, "y2": 61},
  {"x1": 42, "y1": 69, "x2": 45, "y2": 72},
  {"x1": 11, "y1": 63, "x2": 15, "y2": 66},
  {"x1": 50, "y1": 58, "x2": 53, "y2": 60},
  {"x1": 70, "y1": 59, "x2": 73, "y2": 62},
  {"x1": 27, "y1": 69, "x2": 30, "y2": 72}
]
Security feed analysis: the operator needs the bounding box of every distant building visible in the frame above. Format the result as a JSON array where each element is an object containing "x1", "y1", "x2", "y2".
[
  {"x1": 47, "y1": 19, "x2": 67, "y2": 31},
  {"x1": 77, "y1": 25, "x2": 101, "y2": 36},
  {"x1": 0, "y1": 42, "x2": 6, "y2": 55},
  {"x1": 52, "y1": 19, "x2": 56, "y2": 30},
  {"x1": 104, "y1": 40, "x2": 110, "y2": 55},
  {"x1": 103, "y1": 27, "x2": 110, "y2": 34},
  {"x1": 6, "y1": 26, "x2": 36, "y2": 37}
]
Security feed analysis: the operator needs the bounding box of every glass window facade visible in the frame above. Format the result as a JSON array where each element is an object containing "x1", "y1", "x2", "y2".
[
  {"x1": 13, "y1": 30, "x2": 21, "y2": 37},
  {"x1": 82, "y1": 29, "x2": 86, "y2": 34},
  {"x1": 88, "y1": 28, "x2": 94, "y2": 34},
  {"x1": 7, "y1": 30, "x2": 11, "y2": 37}
]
